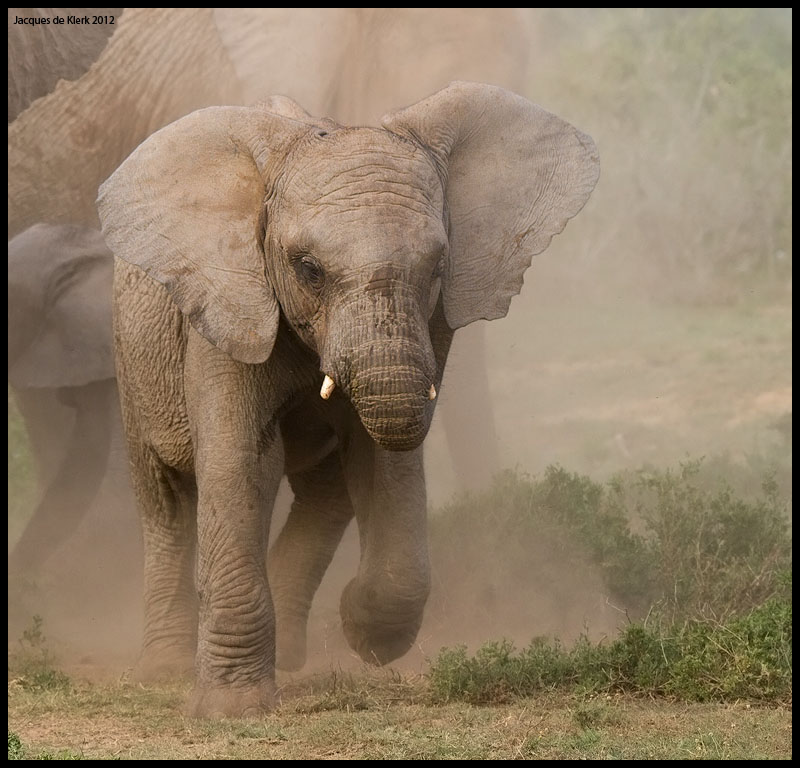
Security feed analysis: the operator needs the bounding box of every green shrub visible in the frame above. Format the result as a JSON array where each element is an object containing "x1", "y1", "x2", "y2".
[
  {"x1": 691, "y1": 414, "x2": 792, "y2": 509},
  {"x1": 665, "y1": 585, "x2": 792, "y2": 701},
  {"x1": 621, "y1": 460, "x2": 791, "y2": 622},
  {"x1": 428, "y1": 460, "x2": 791, "y2": 703},
  {"x1": 429, "y1": 459, "x2": 791, "y2": 624},
  {"x1": 430, "y1": 466, "x2": 655, "y2": 621},
  {"x1": 429, "y1": 586, "x2": 792, "y2": 704}
]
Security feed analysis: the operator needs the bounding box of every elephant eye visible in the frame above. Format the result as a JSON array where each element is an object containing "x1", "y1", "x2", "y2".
[
  {"x1": 294, "y1": 254, "x2": 325, "y2": 290},
  {"x1": 432, "y1": 256, "x2": 445, "y2": 278}
]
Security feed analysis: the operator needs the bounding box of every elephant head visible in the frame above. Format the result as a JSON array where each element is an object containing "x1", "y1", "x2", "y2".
[
  {"x1": 8, "y1": 223, "x2": 114, "y2": 389},
  {"x1": 98, "y1": 82, "x2": 599, "y2": 450}
]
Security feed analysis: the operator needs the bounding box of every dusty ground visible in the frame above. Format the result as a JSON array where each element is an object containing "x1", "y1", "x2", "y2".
[{"x1": 8, "y1": 673, "x2": 793, "y2": 759}]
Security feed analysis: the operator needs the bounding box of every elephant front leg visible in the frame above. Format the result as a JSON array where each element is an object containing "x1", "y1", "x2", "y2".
[
  {"x1": 184, "y1": 336, "x2": 285, "y2": 718},
  {"x1": 339, "y1": 426, "x2": 430, "y2": 665},
  {"x1": 189, "y1": 450, "x2": 282, "y2": 718}
]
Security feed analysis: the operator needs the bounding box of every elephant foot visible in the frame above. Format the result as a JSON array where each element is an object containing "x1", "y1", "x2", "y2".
[
  {"x1": 275, "y1": 622, "x2": 307, "y2": 672},
  {"x1": 339, "y1": 579, "x2": 424, "y2": 665},
  {"x1": 186, "y1": 680, "x2": 277, "y2": 719},
  {"x1": 133, "y1": 642, "x2": 196, "y2": 682}
]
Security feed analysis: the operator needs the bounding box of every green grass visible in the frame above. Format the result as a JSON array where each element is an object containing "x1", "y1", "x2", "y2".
[
  {"x1": 7, "y1": 732, "x2": 23, "y2": 760},
  {"x1": 8, "y1": 730, "x2": 85, "y2": 760}
]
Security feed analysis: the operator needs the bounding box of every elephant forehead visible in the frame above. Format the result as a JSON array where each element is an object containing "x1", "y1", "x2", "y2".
[
  {"x1": 280, "y1": 129, "x2": 444, "y2": 223},
  {"x1": 277, "y1": 201, "x2": 447, "y2": 269}
]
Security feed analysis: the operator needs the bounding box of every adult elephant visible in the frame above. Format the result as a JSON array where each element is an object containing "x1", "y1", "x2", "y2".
[
  {"x1": 98, "y1": 83, "x2": 599, "y2": 717},
  {"x1": 8, "y1": 8, "x2": 241, "y2": 239},
  {"x1": 7, "y1": 223, "x2": 119, "y2": 573}
]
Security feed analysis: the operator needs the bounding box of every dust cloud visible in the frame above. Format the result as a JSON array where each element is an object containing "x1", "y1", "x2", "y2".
[{"x1": 8, "y1": 9, "x2": 791, "y2": 680}]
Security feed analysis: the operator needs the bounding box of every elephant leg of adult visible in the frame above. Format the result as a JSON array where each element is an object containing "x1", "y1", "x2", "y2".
[
  {"x1": 9, "y1": 378, "x2": 115, "y2": 574},
  {"x1": 339, "y1": 423, "x2": 430, "y2": 665},
  {"x1": 268, "y1": 450, "x2": 354, "y2": 672},
  {"x1": 130, "y1": 447, "x2": 198, "y2": 682},
  {"x1": 440, "y1": 323, "x2": 500, "y2": 492},
  {"x1": 184, "y1": 333, "x2": 284, "y2": 718}
]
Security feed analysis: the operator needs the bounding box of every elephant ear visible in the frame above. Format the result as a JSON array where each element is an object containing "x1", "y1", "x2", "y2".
[
  {"x1": 97, "y1": 106, "x2": 310, "y2": 364},
  {"x1": 8, "y1": 224, "x2": 114, "y2": 388},
  {"x1": 382, "y1": 81, "x2": 600, "y2": 329}
]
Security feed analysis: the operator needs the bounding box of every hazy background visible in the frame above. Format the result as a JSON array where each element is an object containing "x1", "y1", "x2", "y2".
[
  {"x1": 417, "y1": 8, "x2": 792, "y2": 499},
  {"x1": 8, "y1": 8, "x2": 792, "y2": 676}
]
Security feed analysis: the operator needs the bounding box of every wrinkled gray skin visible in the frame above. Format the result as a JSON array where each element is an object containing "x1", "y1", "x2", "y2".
[
  {"x1": 8, "y1": 223, "x2": 118, "y2": 573},
  {"x1": 8, "y1": 9, "x2": 241, "y2": 239},
  {"x1": 7, "y1": 8, "x2": 122, "y2": 122},
  {"x1": 99, "y1": 82, "x2": 599, "y2": 718}
]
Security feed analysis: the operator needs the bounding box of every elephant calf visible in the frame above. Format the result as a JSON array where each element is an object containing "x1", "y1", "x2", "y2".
[
  {"x1": 98, "y1": 82, "x2": 599, "y2": 717},
  {"x1": 8, "y1": 223, "x2": 120, "y2": 574}
]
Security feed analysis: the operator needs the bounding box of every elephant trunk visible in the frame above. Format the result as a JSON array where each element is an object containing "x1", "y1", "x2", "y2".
[{"x1": 321, "y1": 289, "x2": 437, "y2": 452}]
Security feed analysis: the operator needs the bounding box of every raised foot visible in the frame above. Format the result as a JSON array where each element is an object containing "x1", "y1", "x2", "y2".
[
  {"x1": 186, "y1": 681, "x2": 277, "y2": 719},
  {"x1": 339, "y1": 579, "x2": 424, "y2": 665}
]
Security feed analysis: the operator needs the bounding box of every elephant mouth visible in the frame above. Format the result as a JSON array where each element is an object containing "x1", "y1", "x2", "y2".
[
  {"x1": 318, "y1": 368, "x2": 436, "y2": 452},
  {"x1": 359, "y1": 405, "x2": 432, "y2": 452}
]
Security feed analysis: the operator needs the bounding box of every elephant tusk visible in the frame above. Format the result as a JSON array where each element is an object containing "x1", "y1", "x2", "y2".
[
  {"x1": 320, "y1": 375, "x2": 336, "y2": 400},
  {"x1": 428, "y1": 384, "x2": 437, "y2": 401}
]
